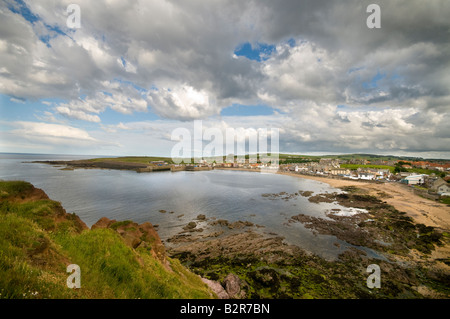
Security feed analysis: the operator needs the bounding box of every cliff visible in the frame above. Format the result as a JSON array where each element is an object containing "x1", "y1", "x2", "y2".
[{"x1": 0, "y1": 180, "x2": 213, "y2": 299}]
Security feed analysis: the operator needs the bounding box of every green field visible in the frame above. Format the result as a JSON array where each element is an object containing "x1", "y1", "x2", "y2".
[
  {"x1": 340, "y1": 164, "x2": 395, "y2": 173},
  {"x1": 89, "y1": 156, "x2": 174, "y2": 164},
  {"x1": 338, "y1": 164, "x2": 443, "y2": 176},
  {"x1": 85, "y1": 153, "x2": 449, "y2": 167}
]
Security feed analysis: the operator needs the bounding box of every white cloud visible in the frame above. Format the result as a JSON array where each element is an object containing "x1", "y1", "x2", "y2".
[
  {"x1": 55, "y1": 106, "x2": 101, "y2": 123},
  {"x1": 11, "y1": 121, "x2": 97, "y2": 142},
  {"x1": 0, "y1": 0, "x2": 449, "y2": 157},
  {"x1": 0, "y1": 120, "x2": 122, "y2": 154},
  {"x1": 148, "y1": 85, "x2": 218, "y2": 120}
]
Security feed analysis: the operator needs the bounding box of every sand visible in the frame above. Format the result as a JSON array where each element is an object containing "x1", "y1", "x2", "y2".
[
  {"x1": 277, "y1": 172, "x2": 450, "y2": 231},
  {"x1": 277, "y1": 172, "x2": 450, "y2": 268}
]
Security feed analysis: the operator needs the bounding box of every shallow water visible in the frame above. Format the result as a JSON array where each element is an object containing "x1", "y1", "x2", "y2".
[{"x1": 0, "y1": 153, "x2": 385, "y2": 260}]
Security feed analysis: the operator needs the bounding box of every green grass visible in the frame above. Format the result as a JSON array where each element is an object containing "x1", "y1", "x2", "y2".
[
  {"x1": 0, "y1": 213, "x2": 75, "y2": 299},
  {"x1": 338, "y1": 164, "x2": 443, "y2": 176},
  {"x1": 53, "y1": 228, "x2": 211, "y2": 298},
  {"x1": 441, "y1": 197, "x2": 450, "y2": 205},
  {"x1": 0, "y1": 180, "x2": 212, "y2": 299},
  {"x1": 89, "y1": 156, "x2": 174, "y2": 164},
  {"x1": 340, "y1": 164, "x2": 396, "y2": 173},
  {"x1": 0, "y1": 180, "x2": 33, "y2": 199},
  {"x1": 407, "y1": 168, "x2": 441, "y2": 175}
]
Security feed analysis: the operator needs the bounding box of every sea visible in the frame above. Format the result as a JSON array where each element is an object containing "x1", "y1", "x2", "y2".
[{"x1": 0, "y1": 153, "x2": 384, "y2": 260}]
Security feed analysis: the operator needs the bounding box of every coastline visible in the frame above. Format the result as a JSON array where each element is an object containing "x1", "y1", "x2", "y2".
[
  {"x1": 33, "y1": 159, "x2": 450, "y2": 231},
  {"x1": 277, "y1": 171, "x2": 450, "y2": 231},
  {"x1": 212, "y1": 168, "x2": 450, "y2": 232},
  {"x1": 277, "y1": 171, "x2": 450, "y2": 270},
  {"x1": 2, "y1": 165, "x2": 449, "y2": 298}
]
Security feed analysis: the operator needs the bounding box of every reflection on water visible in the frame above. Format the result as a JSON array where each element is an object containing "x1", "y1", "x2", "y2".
[{"x1": 0, "y1": 153, "x2": 384, "y2": 260}]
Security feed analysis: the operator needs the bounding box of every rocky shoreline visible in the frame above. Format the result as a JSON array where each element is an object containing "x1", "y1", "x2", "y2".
[
  {"x1": 13, "y1": 162, "x2": 450, "y2": 298},
  {"x1": 33, "y1": 160, "x2": 149, "y2": 171},
  {"x1": 163, "y1": 186, "x2": 450, "y2": 299}
]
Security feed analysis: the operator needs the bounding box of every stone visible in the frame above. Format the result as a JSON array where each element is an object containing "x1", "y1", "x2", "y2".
[
  {"x1": 201, "y1": 278, "x2": 229, "y2": 299},
  {"x1": 183, "y1": 221, "x2": 197, "y2": 230},
  {"x1": 223, "y1": 273, "x2": 243, "y2": 298}
]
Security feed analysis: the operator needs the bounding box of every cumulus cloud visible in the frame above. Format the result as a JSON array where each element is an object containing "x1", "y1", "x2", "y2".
[
  {"x1": 55, "y1": 106, "x2": 101, "y2": 123},
  {"x1": 10, "y1": 121, "x2": 97, "y2": 143},
  {"x1": 148, "y1": 85, "x2": 218, "y2": 121},
  {"x1": 0, "y1": 120, "x2": 123, "y2": 155},
  {"x1": 0, "y1": 0, "x2": 449, "y2": 156}
]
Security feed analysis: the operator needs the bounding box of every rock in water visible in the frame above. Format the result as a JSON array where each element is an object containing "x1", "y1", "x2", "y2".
[{"x1": 183, "y1": 221, "x2": 197, "y2": 230}]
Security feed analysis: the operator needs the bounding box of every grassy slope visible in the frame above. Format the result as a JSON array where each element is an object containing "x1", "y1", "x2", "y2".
[
  {"x1": 340, "y1": 164, "x2": 396, "y2": 173},
  {"x1": 89, "y1": 156, "x2": 174, "y2": 164},
  {"x1": 0, "y1": 181, "x2": 212, "y2": 299}
]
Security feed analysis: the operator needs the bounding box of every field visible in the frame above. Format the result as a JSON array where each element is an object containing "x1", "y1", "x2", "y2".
[
  {"x1": 89, "y1": 156, "x2": 174, "y2": 164},
  {"x1": 340, "y1": 164, "x2": 396, "y2": 173}
]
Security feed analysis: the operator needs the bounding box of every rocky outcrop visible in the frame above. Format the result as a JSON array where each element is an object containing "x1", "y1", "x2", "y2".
[
  {"x1": 208, "y1": 219, "x2": 256, "y2": 229},
  {"x1": 200, "y1": 273, "x2": 246, "y2": 299},
  {"x1": 223, "y1": 273, "x2": 246, "y2": 299},
  {"x1": 1, "y1": 182, "x2": 88, "y2": 234},
  {"x1": 91, "y1": 217, "x2": 167, "y2": 266},
  {"x1": 34, "y1": 160, "x2": 148, "y2": 171},
  {"x1": 201, "y1": 278, "x2": 229, "y2": 299}
]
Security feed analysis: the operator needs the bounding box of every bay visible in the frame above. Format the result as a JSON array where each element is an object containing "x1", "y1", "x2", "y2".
[{"x1": 0, "y1": 153, "x2": 382, "y2": 260}]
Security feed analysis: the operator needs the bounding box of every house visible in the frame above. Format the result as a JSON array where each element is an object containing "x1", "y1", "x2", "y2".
[
  {"x1": 401, "y1": 174, "x2": 425, "y2": 185},
  {"x1": 374, "y1": 169, "x2": 391, "y2": 180},
  {"x1": 358, "y1": 172, "x2": 375, "y2": 180},
  {"x1": 319, "y1": 158, "x2": 340, "y2": 168},
  {"x1": 431, "y1": 178, "x2": 450, "y2": 194},
  {"x1": 437, "y1": 184, "x2": 450, "y2": 194},
  {"x1": 330, "y1": 168, "x2": 350, "y2": 176}
]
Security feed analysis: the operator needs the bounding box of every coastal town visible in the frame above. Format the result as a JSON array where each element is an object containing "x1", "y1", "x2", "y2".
[
  {"x1": 153, "y1": 156, "x2": 450, "y2": 204},
  {"x1": 277, "y1": 158, "x2": 450, "y2": 202},
  {"x1": 39, "y1": 154, "x2": 450, "y2": 206}
]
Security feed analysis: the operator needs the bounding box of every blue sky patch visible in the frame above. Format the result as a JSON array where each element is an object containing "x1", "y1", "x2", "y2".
[
  {"x1": 234, "y1": 42, "x2": 276, "y2": 62},
  {"x1": 98, "y1": 107, "x2": 159, "y2": 126},
  {"x1": 8, "y1": 0, "x2": 39, "y2": 24},
  {"x1": 287, "y1": 38, "x2": 296, "y2": 48},
  {"x1": 9, "y1": 1, "x2": 68, "y2": 47},
  {"x1": 220, "y1": 104, "x2": 275, "y2": 116},
  {"x1": 362, "y1": 71, "x2": 386, "y2": 89},
  {"x1": 0, "y1": 94, "x2": 50, "y2": 123}
]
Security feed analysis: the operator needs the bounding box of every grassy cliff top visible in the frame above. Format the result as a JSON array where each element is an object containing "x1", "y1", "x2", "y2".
[{"x1": 0, "y1": 180, "x2": 213, "y2": 299}]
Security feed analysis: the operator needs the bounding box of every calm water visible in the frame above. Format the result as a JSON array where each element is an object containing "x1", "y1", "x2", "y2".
[{"x1": 0, "y1": 153, "x2": 383, "y2": 260}]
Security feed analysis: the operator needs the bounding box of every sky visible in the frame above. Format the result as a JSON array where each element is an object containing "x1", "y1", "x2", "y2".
[{"x1": 0, "y1": 0, "x2": 449, "y2": 158}]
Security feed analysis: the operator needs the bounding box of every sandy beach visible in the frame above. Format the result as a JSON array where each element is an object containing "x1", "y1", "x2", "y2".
[
  {"x1": 277, "y1": 171, "x2": 450, "y2": 231},
  {"x1": 277, "y1": 171, "x2": 450, "y2": 267}
]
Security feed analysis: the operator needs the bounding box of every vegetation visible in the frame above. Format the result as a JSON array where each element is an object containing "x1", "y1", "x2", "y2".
[
  {"x1": 0, "y1": 181, "x2": 212, "y2": 299},
  {"x1": 172, "y1": 186, "x2": 449, "y2": 299},
  {"x1": 340, "y1": 164, "x2": 396, "y2": 173},
  {"x1": 89, "y1": 156, "x2": 174, "y2": 164}
]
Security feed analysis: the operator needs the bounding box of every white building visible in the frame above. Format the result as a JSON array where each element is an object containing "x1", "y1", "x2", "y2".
[
  {"x1": 358, "y1": 173, "x2": 375, "y2": 180},
  {"x1": 401, "y1": 174, "x2": 425, "y2": 185},
  {"x1": 432, "y1": 179, "x2": 450, "y2": 194}
]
